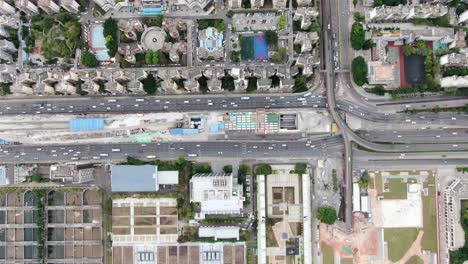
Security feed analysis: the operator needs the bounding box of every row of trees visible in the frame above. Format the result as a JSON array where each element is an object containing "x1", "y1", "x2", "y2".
[
  {"x1": 443, "y1": 68, "x2": 468, "y2": 77},
  {"x1": 403, "y1": 41, "x2": 440, "y2": 86},
  {"x1": 373, "y1": 0, "x2": 406, "y2": 6},
  {"x1": 449, "y1": 201, "x2": 468, "y2": 263},
  {"x1": 103, "y1": 18, "x2": 118, "y2": 57},
  {"x1": 198, "y1": 19, "x2": 225, "y2": 32},
  {"x1": 144, "y1": 50, "x2": 161, "y2": 65},
  {"x1": 408, "y1": 14, "x2": 451, "y2": 27}
]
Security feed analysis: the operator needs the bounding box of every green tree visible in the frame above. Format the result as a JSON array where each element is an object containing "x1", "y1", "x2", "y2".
[
  {"x1": 246, "y1": 77, "x2": 257, "y2": 92},
  {"x1": 351, "y1": 22, "x2": 365, "y2": 50},
  {"x1": 145, "y1": 51, "x2": 154, "y2": 64},
  {"x1": 358, "y1": 171, "x2": 370, "y2": 188},
  {"x1": 103, "y1": 18, "x2": 118, "y2": 57},
  {"x1": 223, "y1": 165, "x2": 233, "y2": 174},
  {"x1": 81, "y1": 50, "x2": 98, "y2": 67},
  {"x1": 362, "y1": 39, "x2": 374, "y2": 50},
  {"x1": 351, "y1": 56, "x2": 368, "y2": 86},
  {"x1": 270, "y1": 47, "x2": 286, "y2": 62},
  {"x1": 142, "y1": 73, "x2": 157, "y2": 95},
  {"x1": 354, "y1": 12, "x2": 365, "y2": 22},
  {"x1": 264, "y1": 30, "x2": 278, "y2": 46},
  {"x1": 154, "y1": 15, "x2": 164, "y2": 27},
  {"x1": 279, "y1": 14, "x2": 286, "y2": 29},
  {"x1": 216, "y1": 20, "x2": 225, "y2": 32},
  {"x1": 317, "y1": 206, "x2": 338, "y2": 225},
  {"x1": 103, "y1": 17, "x2": 117, "y2": 37},
  {"x1": 227, "y1": 10, "x2": 235, "y2": 17},
  {"x1": 308, "y1": 22, "x2": 320, "y2": 33},
  {"x1": 293, "y1": 74, "x2": 308, "y2": 93},
  {"x1": 152, "y1": 50, "x2": 160, "y2": 65},
  {"x1": 230, "y1": 51, "x2": 239, "y2": 62},
  {"x1": 366, "y1": 85, "x2": 386, "y2": 96},
  {"x1": 374, "y1": 0, "x2": 383, "y2": 5},
  {"x1": 0, "y1": 83, "x2": 11, "y2": 96},
  {"x1": 353, "y1": 0, "x2": 358, "y2": 7},
  {"x1": 294, "y1": 163, "x2": 307, "y2": 174},
  {"x1": 255, "y1": 164, "x2": 272, "y2": 175}
]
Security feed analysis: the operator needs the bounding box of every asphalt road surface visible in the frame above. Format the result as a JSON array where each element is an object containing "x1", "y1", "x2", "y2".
[
  {"x1": 0, "y1": 137, "x2": 344, "y2": 164},
  {"x1": 0, "y1": 95, "x2": 327, "y2": 115},
  {"x1": 357, "y1": 128, "x2": 468, "y2": 144}
]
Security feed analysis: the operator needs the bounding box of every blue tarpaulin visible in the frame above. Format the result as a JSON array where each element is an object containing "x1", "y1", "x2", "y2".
[
  {"x1": 70, "y1": 118, "x2": 104, "y2": 132},
  {"x1": 169, "y1": 128, "x2": 199, "y2": 135}
]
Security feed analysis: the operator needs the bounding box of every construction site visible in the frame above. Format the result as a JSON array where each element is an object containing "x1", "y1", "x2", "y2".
[
  {"x1": 320, "y1": 170, "x2": 438, "y2": 264},
  {"x1": 0, "y1": 110, "x2": 332, "y2": 145}
]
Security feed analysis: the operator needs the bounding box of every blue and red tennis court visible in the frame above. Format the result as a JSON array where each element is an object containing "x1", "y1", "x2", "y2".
[{"x1": 240, "y1": 35, "x2": 268, "y2": 61}]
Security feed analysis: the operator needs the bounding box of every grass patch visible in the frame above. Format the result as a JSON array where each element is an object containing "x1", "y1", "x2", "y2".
[
  {"x1": 385, "y1": 178, "x2": 408, "y2": 199},
  {"x1": 322, "y1": 242, "x2": 335, "y2": 264},
  {"x1": 266, "y1": 222, "x2": 278, "y2": 247},
  {"x1": 421, "y1": 175, "x2": 437, "y2": 252},
  {"x1": 376, "y1": 176, "x2": 407, "y2": 199},
  {"x1": 341, "y1": 258, "x2": 353, "y2": 264},
  {"x1": 405, "y1": 255, "x2": 424, "y2": 264},
  {"x1": 384, "y1": 228, "x2": 419, "y2": 262}
]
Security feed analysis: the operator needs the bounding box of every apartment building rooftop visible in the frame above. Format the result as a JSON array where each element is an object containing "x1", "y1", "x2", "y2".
[
  {"x1": 367, "y1": 3, "x2": 448, "y2": 22},
  {"x1": 190, "y1": 173, "x2": 243, "y2": 218}
]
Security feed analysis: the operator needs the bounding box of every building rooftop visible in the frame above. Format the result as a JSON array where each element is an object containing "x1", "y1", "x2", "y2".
[
  {"x1": 111, "y1": 165, "x2": 179, "y2": 192},
  {"x1": 190, "y1": 173, "x2": 243, "y2": 218},
  {"x1": 111, "y1": 165, "x2": 158, "y2": 192},
  {"x1": 198, "y1": 226, "x2": 240, "y2": 240}
]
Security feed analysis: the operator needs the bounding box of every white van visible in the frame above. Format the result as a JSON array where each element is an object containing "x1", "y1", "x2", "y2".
[
  {"x1": 111, "y1": 149, "x2": 121, "y2": 152},
  {"x1": 100, "y1": 153, "x2": 109, "y2": 157}
]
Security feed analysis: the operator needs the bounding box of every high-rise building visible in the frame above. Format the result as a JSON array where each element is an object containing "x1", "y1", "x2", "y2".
[
  {"x1": 37, "y1": 0, "x2": 60, "y2": 14},
  {"x1": 14, "y1": 0, "x2": 39, "y2": 14},
  {"x1": 0, "y1": 0, "x2": 15, "y2": 14},
  {"x1": 0, "y1": 39, "x2": 17, "y2": 52},
  {"x1": 60, "y1": 0, "x2": 80, "y2": 13},
  {"x1": 0, "y1": 15, "x2": 19, "y2": 29},
  {"x1": 93, "y1": 0, "x2": 114, "y2": 12}
]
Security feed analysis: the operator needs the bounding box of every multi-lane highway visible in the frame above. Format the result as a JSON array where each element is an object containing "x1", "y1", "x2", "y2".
[
  {"x1": 0, "y1": 93, "x2": 467, "y2": 126},
  {"x1": 357, "y1": 128, "x2": 468, "y2": 144},
  {"x1": 0, "y1": 95, "x2": 327, "y2": 115},
  {"x1": 0, "y1": 137, "x2": 344, "y2": 163}
]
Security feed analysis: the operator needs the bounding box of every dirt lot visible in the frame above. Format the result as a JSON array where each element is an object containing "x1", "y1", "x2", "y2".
[
  {"x1": 160, "y1": 206, "x2": 177, "y2": 215},
  {"x1": 320, "y1": 170, "x2": 437, "y2": 264}
]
